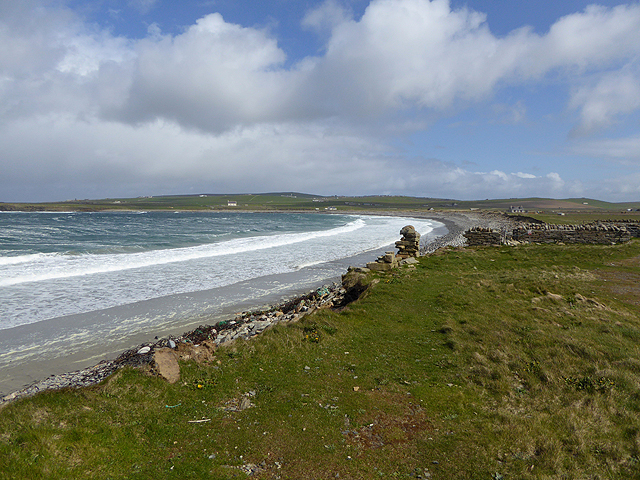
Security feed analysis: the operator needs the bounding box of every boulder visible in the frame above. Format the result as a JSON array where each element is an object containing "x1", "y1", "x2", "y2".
[
  {"x1": 367, "y1": 261, "x2": 393, "y2": 271},
  {"x1": 153, "y1": 348, "x2": 180, "y2": 383}
]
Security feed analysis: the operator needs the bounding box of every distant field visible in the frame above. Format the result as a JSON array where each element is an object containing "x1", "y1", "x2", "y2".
[
  {"x1": 2, "y1": 193, "x2": 640, "y2": 216},
  {"x1": 522, "y1": 212, "x2": 640, "y2": 225}
]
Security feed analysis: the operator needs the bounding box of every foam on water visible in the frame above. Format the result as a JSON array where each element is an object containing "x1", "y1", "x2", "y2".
[{"x1": 0, "y1": 219, "x2": 366, "y2": 287}]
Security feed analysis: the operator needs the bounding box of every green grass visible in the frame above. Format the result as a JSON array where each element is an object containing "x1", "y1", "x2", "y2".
[{"x1": 2, "y1": 241, "x2": 640, "y2": 479}]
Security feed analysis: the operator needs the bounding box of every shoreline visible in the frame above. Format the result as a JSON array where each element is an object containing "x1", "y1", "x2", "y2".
[{"x1": 0, "y1": 211, "x2": 518, "y2": 405}]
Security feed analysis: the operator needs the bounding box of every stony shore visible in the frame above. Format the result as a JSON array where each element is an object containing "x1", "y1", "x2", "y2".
[{"x1": 0, "y1": 211, "x2": 520, "y2": 405}]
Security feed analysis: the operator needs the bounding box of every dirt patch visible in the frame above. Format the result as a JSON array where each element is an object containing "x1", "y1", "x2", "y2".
[
  {"x1": 596, "y1": 270, "x2": 640, "y2": 306},
  {"x1": 343, "y1": 395, "x2": 433, "y2": 450},
  {"x1": 31, "y1": 408, "x2": 50, "y2": 425},
  {"x1": 596, "y1": 255, "x2": 640, "y2": 306},
  {"x1": 610, "y1": 255, "x2": 640, "y2": 268}
]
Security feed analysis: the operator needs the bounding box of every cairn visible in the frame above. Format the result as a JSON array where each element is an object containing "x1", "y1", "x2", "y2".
[{"x1": 395, "y1": 225, "x2": 421, "y2": 258}]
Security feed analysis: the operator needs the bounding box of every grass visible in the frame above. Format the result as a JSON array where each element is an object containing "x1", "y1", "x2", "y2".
[{"x1": 2, "y1": 241, "x2": 640, "y2": 479}]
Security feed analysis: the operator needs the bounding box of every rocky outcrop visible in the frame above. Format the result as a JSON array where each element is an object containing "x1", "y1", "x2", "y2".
[
  {"x1": 340, "y1": 268, "x2": 373, "y2": 306},
  {"x1": 152, "y1": 348, "x2": 181, "y2": 383}
]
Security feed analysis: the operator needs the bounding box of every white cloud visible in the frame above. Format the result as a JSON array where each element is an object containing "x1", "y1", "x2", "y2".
[
  {"x1": 299, "y1": 0, "x2": 640, "y2": 120},
  {"x1": 489, "y1": 170, "x2": 510, "y2": 182},
  {"x1": 302, "y1": 0, "x2": 352, "y2": 33},
  {"x1": 569, "y1": 135, "x2": 640, "y2": 163},
  {"x1": 569, "y1": 67, "x2": 640, "y2": 136},
  {"x1": 113, "y1": 13, "x2": 295, "y2": 131},
  {"x1": 1, "y1": 0, "x2": 640, "y2": 201},
  {"x1": 491, "y1": 101, "x2": 526, "y2": 124},
  {"x1": 539, "y1": 4, "x2": 640, "y2": 72},
  {"x1": 5, "y1": 0, "x2": 640, "y2": 132},
  {"x1": 598, "y1": 173, "x2": 640, "y2": 201},
  {"x1": 0, "y1": 111, "x2": 582, "y2": 201}
]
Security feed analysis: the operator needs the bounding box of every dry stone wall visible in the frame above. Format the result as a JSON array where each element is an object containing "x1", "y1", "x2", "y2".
[
  {"x1": 512, "y1": 224, "x2": 631, "y2": 244},
  {"x1": 601, "y1": 221, "x2": 640, "y2": 238},
  {"x1": 464, "y1": 223, "x2": 633, "y2": 246},
  {"x1": 463, "y1": 227, "x2": 501, "y2": 246}
]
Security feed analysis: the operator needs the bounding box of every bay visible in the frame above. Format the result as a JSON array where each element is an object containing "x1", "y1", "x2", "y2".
[{"x1": 0, "y1": 211, "x2": 445, "y2": 395}]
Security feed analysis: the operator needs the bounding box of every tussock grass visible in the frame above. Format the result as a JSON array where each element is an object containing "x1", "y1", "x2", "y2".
[{"x1": 1, "y1": 241, "x2": 640, "y2": 479}]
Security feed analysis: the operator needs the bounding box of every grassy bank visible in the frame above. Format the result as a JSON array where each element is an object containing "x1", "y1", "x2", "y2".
[{"x1": 1, "y1": 240, "x2": 640, "y2": 479}]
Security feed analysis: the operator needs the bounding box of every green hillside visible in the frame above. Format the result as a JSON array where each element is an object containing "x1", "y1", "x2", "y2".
[
  {"x1": 2, "y1": 193, "x2": 640, "y2": 217},
  {"x1": 2, "y1": 240, "x2": 640, "y2": 479}
]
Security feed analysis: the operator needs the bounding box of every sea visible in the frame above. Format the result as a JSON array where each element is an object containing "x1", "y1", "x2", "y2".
[{"x1": 0, "y1": 211, "x2": 445, "y2": 395}]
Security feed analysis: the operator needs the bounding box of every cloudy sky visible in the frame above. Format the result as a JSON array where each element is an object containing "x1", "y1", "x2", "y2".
[{"x1": 1, "y1": 0, "x2": 640, "y2": 202}]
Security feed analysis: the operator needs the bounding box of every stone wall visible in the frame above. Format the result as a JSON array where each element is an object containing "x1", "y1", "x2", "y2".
[
  {"x1": 511, "y1": 224, "x2": 631, "y2": 245},
  {"x1": 601, "y1": 221, "x2": 640, "y2": 238},
  {"x1": 463, "y1": 227, "x2": 501, "y2": 246},
  {"x1": 367, "y1": 251, "x2": 399, "y2": 271},
  {"x1": 463, "y1": 223, "x2": 632, "y2": 246}
]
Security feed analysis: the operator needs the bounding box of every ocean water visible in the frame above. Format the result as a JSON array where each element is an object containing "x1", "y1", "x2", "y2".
[
  {"x1": 0, "y1": 211, "x2": 442, "y2": 393},
  {"x1": 0, "y1": 211, "x2": 439, "y2": 330}
]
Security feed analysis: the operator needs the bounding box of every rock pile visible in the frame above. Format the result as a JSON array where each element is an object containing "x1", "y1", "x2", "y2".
[
  {"x1": 395, "y1": 225, "x2": 421, "y2": 258},
  {"x1": 366, "y1": 251, "x2": 398, "y2": 271}
]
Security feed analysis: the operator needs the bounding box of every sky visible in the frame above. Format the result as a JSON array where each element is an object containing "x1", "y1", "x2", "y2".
[{"x1": 1, "y1": 0, "x2": 640, "y2": 202}]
